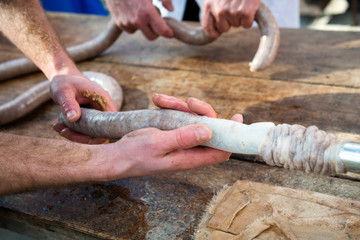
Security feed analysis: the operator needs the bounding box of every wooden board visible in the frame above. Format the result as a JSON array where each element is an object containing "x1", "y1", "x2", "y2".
[{"x1": 1, "y1": 12, "x2": 360, "y2": 239}]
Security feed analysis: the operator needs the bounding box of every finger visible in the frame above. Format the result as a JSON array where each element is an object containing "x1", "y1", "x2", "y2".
[
  {"x1": 160, "y1": 124, "x2": 212, "y2": 152},
  {"x1": 201, "y1": 11, "x2": 220, "y2": 38},
  {"x1": 149, "y1": 12, "x2": 174, "y2": 38},
  {"x1": 209, "y1": 2, "x2": 231, "y2": 34},
  {"x1": 228, "y1": 2, "x2": 242, "y2": 27},
  {"x1": 186, "y1": 97, "x2": 217, "y2": 118},
  {"x1": 53, "y1": 123, "x2": 67, "y2": 133},
  {"x1": 237, "y1": 3, "x2": 257, "y2": 29},
  {"x1": 58, "y1": 127, "x2": 108, "y2": 144},
  {"x1": 103, "y1": 97, "x2": 118, "y2": 112},
  {"x1": 227, "y1": 11, "x2": 241, "y2": 27},
  {"x1": 230, "y1": 114, "x2": 244, "y2": 123},
  {"x1": 162, "y1": 0, "x2": 174, "y2": 12},
  {"x1": 81, "y1": 86, "x2": 117, "y2": 112},
  {"x1": 120, "y1": 24, "x2": 137, "y2": 33},
  {"x1": 170, "y1": 146, "x2": 231, "y2": 170},
  {"x1": 241, "y1": 14, "x2": 255, "y2": 28},
  {"x1": 140, "y1": 23, "x2": 159, "y2": 40},
  {"x1": 87, "y1": 91, "x2": 117, "y2": 112},
  {"x1": 53, "y1": 123, "x2": 108, "y2": 144},
  {"x1": 215, "y1": 16, "x2": 231, "y2": 33},
  {"x1": 152, "y1": 93, "x2": 192, "y2": 113},
  {"x1": 53, "y1": 89, "x2": 81, "y2": 122}
]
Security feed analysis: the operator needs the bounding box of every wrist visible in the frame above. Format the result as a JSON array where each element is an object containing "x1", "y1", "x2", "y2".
[
  {"x1": 76, "y1": 144, "x2": 110, "y2": 183},
  {"x1": 90, "y1": 143, "x2": 133, "y2": 182},
  {"x1": 47, "y1": 143, "x2": 110, "y2": 185},
  {"x1": 44, "y1": 54, "x2": 83, "y2": 80}
]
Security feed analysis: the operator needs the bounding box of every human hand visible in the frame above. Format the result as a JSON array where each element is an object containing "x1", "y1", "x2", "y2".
[
  {"x1": 105, "y1": 0, "x2": 174, "y2": 40},
  {"x1": 202, "y1": 0, "x2": 261, "y2": 38},
  {"x1": 51, "y1": 74, "x2": 117, "y2": 144},
  {"x1": 96, "y1": 93, "x2": 243, "y2": 180}
]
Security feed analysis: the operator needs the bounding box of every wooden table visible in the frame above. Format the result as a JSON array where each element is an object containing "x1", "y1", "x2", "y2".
[{"x1": 0, "y1": 13, "x2": 360, "y2": 239}]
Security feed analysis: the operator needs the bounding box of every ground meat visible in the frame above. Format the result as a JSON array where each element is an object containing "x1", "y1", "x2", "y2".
[{"x1": 82, "y1": 90, "x2": 108, "y2": 111}]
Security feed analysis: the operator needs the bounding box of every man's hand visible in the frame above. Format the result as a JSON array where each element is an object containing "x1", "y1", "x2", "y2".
[
  {"x1": 202, "y1": 0, "x2": 261, "y2": 38},
  {"x1": 97, "y1": 94, "x2": 243, "y2": 180},
  {"x1": 51, "y1": 74, "x2": 117, "y2": 144},
  {"x1": 105, "y1": 0, "x2": 174, "y2": 40}
]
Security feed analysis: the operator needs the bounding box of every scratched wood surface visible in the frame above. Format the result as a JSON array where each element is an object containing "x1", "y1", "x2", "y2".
[{"x1": 0, "y1": 13, "x2": 360, "y2": 239}]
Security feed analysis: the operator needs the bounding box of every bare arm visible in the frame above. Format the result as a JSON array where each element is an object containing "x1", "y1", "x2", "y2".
[
  {"x1": 0, "y1": 122, "x2": 215, "y2": 195},
  {"x1": 0, "y1": 0, "x2": 74, "y2": 78},
  {"x1": 0, "y1": 0, "x2": 116, "y2": 146},
  {"x1": 0, "y1": 0, "x2": 116, "y2": 124},
  {"x1": 1, "y1": 95, "x2": 242, "y2": 195},
  {"x1": 0, "y1": 132, "x2": 99, "y2": 195}
]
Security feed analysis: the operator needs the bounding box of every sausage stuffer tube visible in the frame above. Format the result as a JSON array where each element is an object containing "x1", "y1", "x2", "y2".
[{"x1": 60, "y1": 108, "x2": 360, "y2": 176}]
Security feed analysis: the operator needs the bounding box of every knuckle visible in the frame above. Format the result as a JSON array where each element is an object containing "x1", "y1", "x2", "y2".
[
  {"x1": 139, "y1": 8, "x2": 151, "y2": 21},
  {"x1": 204, "y1": 2, "x2": 212, "y2": 11},
  {"x1": 242, "y1": 21, "x2": 252, "y2": 28},
  {"x1": 117, "y1": 18, "x2": 131, "y2": 28},
  {"x1": 114, "y1": 19, "x2": 123, "y2": 27},
  {"x1": 203, "y1": 23, "x2": 210, "y2": 32},
  {"x1": 229, "y1": 9, "x2": 239, "y2": 18},
  {"x1": 215, "y1": 9, "x2": 226, "y2": 19},
  {"x1": 145, "y1": 33, "x2": 158, "y2": 41},
  {"x1": 223, "y1": 25, "x2": 230, "y2": 32},
  {"x1": 131, "y1": 17, "x2": 142, "y2": 28},
  {"x1": 151, "y1": 130, "x2": 167, "y2": 151},
  {"x1": 148, "y1": 128, "x2": 161, "y2": 142},
  {"x1": 157, "y1": 27, "x2": 169, "y2": 36},
  {"x1": 175, "y1": 131, "x2": 188, "y2": 147},
  {"x1": 239, "y1": 9, "x2": 252, "y2": 19}
]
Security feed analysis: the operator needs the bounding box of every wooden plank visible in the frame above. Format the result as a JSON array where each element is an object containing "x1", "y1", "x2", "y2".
[
  {"x1": 1, "y1": 159, "x2": 359, "y2": 239},
  {"x1": 0, "y1": 208, "x2": 101, "y2": 240},
  {"x1": 97, "y1": 25, "x2": 360, "y2": 88}
]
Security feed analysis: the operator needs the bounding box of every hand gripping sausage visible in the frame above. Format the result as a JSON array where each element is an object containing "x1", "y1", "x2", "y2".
[{"x1": 0, "y1": 2, "x2": 279, "y2": 82}]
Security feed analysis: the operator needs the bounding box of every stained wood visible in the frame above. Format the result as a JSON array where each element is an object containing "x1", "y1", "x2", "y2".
[
  {"x1": 103, "y1": 29, "x2": 360, "y2": 87},
  {"x1": 1, "y1": 12, "x2": 360, "y2": 239}
]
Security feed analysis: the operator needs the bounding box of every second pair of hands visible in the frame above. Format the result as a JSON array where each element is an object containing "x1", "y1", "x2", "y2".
[{"x1": 105, "y1": 0, "x2": 261, "y2": 39}]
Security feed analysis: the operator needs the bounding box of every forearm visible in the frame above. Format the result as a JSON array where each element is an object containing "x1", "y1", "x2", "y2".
[
  {"x1": 0, "y1": 0, "x2": 80, "y2": 79},
  {"x1": 0, "y1": 133, "x2": 107, "y2": 195}
]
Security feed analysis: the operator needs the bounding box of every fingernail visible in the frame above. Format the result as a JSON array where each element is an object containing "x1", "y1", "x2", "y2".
[
  {"x1": 158, "y1": 93, "x2": 171, "y2": 99},
  {"x1": 60, "y1": 128, "x2": 70, "y2": 138},
  {"x1": 158, "y1": 94, "x2": 176, "y2": 101},
  {"x1": 195, "y1": 126, "x2": 211, "y2": 142},
  {"x1": 66, "y1": 110, "x2": 77, "y2": 121},
  {"x1": 168, "y1": 3, "x2": 174, "y2": 11}
]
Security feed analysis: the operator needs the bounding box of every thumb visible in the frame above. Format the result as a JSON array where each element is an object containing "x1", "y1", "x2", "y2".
[
  {"x1": 161, "y1": 124, "x2": 212, "y2": 151},
  {"x1": 54, "y1": 90, "x2": 81, "y2": 122},
  {"x1": 162, "y1": 0, "x2": 174, "y2": 12}
]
